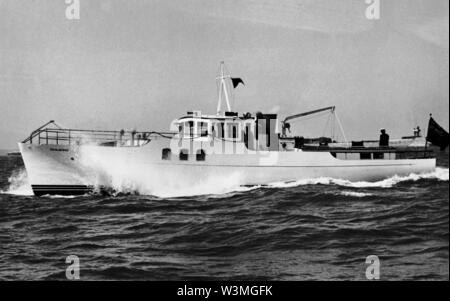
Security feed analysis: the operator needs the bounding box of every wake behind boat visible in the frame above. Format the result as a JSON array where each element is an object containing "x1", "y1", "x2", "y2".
[{"x1": 18, "y1": 63, "x2": 448, "y2": 196}]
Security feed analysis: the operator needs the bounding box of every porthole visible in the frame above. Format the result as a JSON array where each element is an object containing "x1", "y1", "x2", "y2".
[
  {"x1": 196, "y1": 150, "x2": 205, "y2": 161},
  {"x1": 162, "y1": 148, "x2": 171, "y2": 160},
  {"x1": 179, "y1": 149, "x2": 189, "y2": 161}
]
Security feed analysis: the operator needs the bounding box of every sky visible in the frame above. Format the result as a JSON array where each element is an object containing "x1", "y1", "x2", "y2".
[{"x1": 0, "y1": 0, "x2": 448, "y2": 149}]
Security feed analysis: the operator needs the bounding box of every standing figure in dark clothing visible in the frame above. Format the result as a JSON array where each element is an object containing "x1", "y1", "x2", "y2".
[
  {"x1": 379, "y1": 128, "x2": 389, "y2": 147},
  {"x1": 414, "y1": 126, "x2": 421, "y2": 137}
]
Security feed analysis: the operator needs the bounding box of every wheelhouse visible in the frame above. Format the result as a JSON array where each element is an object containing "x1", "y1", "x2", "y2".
[{"x1": 170, "y1": 112, "x2": 256, "y2": 143}]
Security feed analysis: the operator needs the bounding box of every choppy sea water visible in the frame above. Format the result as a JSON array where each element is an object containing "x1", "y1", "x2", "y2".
[{"x1": 0, "y1": 150, "x2": 448, "y2": 280}]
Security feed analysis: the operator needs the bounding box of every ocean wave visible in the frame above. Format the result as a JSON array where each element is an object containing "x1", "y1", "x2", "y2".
[
  {"x1": 338, "y1": 191, "x2": 373, "y2": 197},
  {"x1": 0, "y1": 169, "x2": 33, "y2": 196},
  {"x1": 265, "y1": 167, "x2": 449, "y2": 190},
  {"x1": 39, "y1": 194, "x2": 82, "y2": 199},
  {"x1": 100, "y1": 166, "x2": 448, "y2": 197},
  {"x1": 2, "y1": 166, "x2": 448, "y2": 198}
]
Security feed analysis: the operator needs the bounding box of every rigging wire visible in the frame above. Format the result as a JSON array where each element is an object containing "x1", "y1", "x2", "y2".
[
  {"x1": 330, "y1": 112, "x2": 334, "y2": 140},
  {"x1": 321, "y1": 113, "x2": 332, "y2": 138},
  {"x1": 334, "y1": 111, "x2": 348, "y2": 143}
]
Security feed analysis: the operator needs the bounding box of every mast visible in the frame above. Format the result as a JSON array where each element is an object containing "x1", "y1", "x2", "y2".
[{"x1": 216, "y1": 61, "x2": 232, "y2": 115}]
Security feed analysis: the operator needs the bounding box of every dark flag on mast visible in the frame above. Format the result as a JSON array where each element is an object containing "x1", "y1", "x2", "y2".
[
  {"x1": 426, "y1": 115, "x2": 449, "y2": 150},
  {"x1": 231, "y1": 77, "x2": 244, "y2": 88}
]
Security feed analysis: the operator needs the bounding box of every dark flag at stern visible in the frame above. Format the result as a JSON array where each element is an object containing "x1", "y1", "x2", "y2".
[{"x1": 426, "y1": 115, "x2": 449, "y2": 150}]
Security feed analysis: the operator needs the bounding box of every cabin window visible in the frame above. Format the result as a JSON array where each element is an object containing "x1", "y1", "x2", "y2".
[
  {"x1": 196, "y1": 149, "x2": 206, "y2": 161},
  {"x1": 189, "y1": 121, "x2": 194, "y2": 137},
  {"x1": 198, "y1": 122, "x2": 208, "y2": 137},
  {"x1": 182, "y1": 121, "x2": 194, "y2": 137},
  {"x1": 360, "y1": 152, "x2": 372, "y2": 160},
  {"x1": 179, "y1": 149, "x2": 189, "y2": 161},
  {"x1": 162, "y1": 148, "x2": 171, "y2": 160},
  {"x1": 227, "y1": 123, "x2": 239, "y2": 139},
  {"x1": 373, "y1": 152, "x2": 384, "y2": 160},
  {"x1": 216, "y1": 122, "x2": 225, "y2": 138},
  {"x1": 294, "y1": 137, "x2": 304, "y2": 148},
  {"x1": 244, "y1": 124, "x2": 250, "y2": 147},
  {"x1": 352, "y1": 141, "x2": 364, "y2": 147}
]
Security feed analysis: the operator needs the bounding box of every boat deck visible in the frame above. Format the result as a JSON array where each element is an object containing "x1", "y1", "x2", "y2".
[{"x1": 300, "y1": 145, "x2": 434, "y2": 160}]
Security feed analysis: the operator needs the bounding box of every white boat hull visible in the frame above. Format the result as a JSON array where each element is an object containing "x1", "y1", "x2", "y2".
[{"x1": 18, "y1": 141, "x2": 436, "y2": 196}]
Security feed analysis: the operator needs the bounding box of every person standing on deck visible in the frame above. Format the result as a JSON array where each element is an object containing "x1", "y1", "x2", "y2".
[
  {"x1": 414, "y1": 126, "x2": 421, "y2": 137},
  {"x1": 379, "y1": 128, "x2": 390, "y2": 147}
]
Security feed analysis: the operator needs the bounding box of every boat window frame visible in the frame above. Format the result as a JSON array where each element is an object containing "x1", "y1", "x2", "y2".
[
  {"x1": 215, "y1": 122, "x2": 225, "y2": 139},
  {"x1": 226, "y1": 122, "x2": 240, "y2": 140},
  {"x1": 210, "y1": 123, "x2": 215, "y2": 138},
  {"x1": 197, "y1": 121, "x2": 209, "y2": 137},
  {"x1": 196, "y1": 149, "x2": 206, "y2": 161},
  {"x1": 360, "y1": 152, "x2": 372, "y2": 160},
  {"x1": 182, "y1": 120, "x2": 195, "y2": 137},
  {"x1": 373, "y1": 152, "x2": 384, "y2": 160},
  {"x1": 244, "y1": 122, "x2": 252, "y2": 147},
  {"x1": 179, "y1": 149, "x2": 189, "y2": 161},
  {"x1": 162, "y1": 148, "x2": 171, "y2": 160},
  {"x1": 177, "y1": 123, "x2": 183, "y2": 135}
]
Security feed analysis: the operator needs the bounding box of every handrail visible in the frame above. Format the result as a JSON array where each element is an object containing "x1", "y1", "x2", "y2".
[
  {"x1": 22, "y1": 120, "x2": 58, "y2": 143},
  {"x1": 21, "y1": 121, "x2": 177, "y2": 146},
  {"x1": 22, "y1": 122, "x2": 252, "y2": 146},
  {"x1": 301, "y1": 145, "x2": 433, "y2": 153}
]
